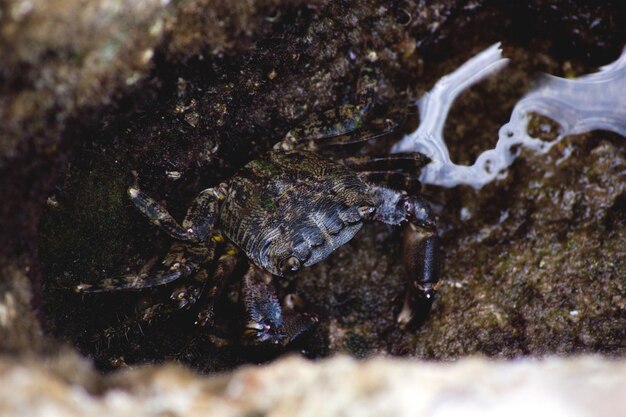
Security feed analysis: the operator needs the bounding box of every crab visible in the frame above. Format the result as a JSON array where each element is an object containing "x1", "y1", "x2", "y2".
[{"x1": 76, "y1": 52, "x2": 440, "y2": 346}]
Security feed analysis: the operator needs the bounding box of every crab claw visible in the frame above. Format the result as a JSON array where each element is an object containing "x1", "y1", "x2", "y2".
[
  {"x1": 397, "y1": 197, "x2": 441, "y2": 328},
  {"x1": 243, "y1": 321, "x2": 288, "y2": 346},
  {"x1": 241, "y1": 266, "x2": 318, "y2": 347}
]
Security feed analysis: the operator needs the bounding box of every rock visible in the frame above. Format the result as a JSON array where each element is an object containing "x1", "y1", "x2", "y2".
[
  {"x1": 0, "y1": 0, "x2": 172, "y2": 353},
  {"x1": 0, "y1": 0, "x2": 623, "y2": 391},
  {"x1": 1, "y1": 354, "x2": 625, "y2": 417}
]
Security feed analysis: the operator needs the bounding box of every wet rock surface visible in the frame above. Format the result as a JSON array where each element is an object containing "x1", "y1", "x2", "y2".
[
  {"x1": 305, "y1": 132, "x2": 625, "y2": 359},
  {"x1": 0, "y1": 0, "x2": 624, "y2": 378}
]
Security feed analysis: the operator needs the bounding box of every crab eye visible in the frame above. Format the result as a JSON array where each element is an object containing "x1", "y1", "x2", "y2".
[
  {"x1": 404, "y1": 200, "x2": 413, "y2": 213},
  {"x1": 281, "y1": 256, "x2": 301, "y2": 273},
  {"x1": 357, "y1": 205, "x2": 375, "y2": 218}
]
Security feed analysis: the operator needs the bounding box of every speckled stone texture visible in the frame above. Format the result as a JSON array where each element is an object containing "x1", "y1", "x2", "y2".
[
  {"x1": 0, "y1": 0, "x2": 624, "y2": 410},
  {"x1": 1, "y1": 355, "x2": 626, "y2": 417}
]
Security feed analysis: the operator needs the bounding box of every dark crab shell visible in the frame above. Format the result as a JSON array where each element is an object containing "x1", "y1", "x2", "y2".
[{"x1": 219, "y1": 150, "x2": 376, "y2": 276}]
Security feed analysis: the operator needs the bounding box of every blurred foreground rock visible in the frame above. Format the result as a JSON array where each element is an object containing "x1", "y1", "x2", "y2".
[{"x1": 1, "y1": 354, "x2": 625, "y2": 417}]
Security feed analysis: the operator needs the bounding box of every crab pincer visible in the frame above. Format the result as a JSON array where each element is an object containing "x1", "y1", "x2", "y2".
[{"x1": 397, "y1": 196, "x2": 441, "y2": 327}]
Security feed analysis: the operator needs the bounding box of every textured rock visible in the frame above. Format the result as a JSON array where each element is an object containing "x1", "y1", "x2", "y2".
[
  {"x1": 0, "y1": 0, "x2": 623, "y2": 384},
  {"x1": 1, "y1": 355, "x2": 625, "y2": 417},
  {"x1": 0, "y1": 0, "x2": 172, "y2": 354}
]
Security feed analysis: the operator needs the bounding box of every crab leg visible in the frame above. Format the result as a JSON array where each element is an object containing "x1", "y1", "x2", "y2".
[
  {"x1": 128, "y1": 173, "x2": 224, "y2": 242},
  {"x1": 181, "y1": 187, "x2": 225, "y2": 241},
  {"x1": 94, "y1": 302, "x2": 177, "y2": 350},
  {"x1": 76, "y1": 240, "x2": 216, "y2": 293},
  {"x1": 357, "y1": 171, "x2": 421, "y2": 193},
  {"x1": 341, "y1": 153, "x2": 430, "y2": 173},
  {"x1": 78, "y1": 172, "x2": 226, "y2": 293},
  {"x1": 195, "y1": 243, "x2": 241, "y2": 326},
  {"x1": 76, "y1": 270, "x2": 186, "y2": 293},
  {"x1": 278, "y1": 112, "x2": 398, "y2": 151}
]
